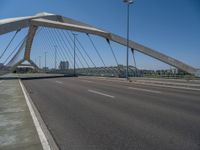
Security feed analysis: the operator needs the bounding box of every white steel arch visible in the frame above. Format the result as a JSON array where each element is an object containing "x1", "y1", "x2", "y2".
[{"x1": 0, "y1": 12, "x2": 199, "y2": 77}]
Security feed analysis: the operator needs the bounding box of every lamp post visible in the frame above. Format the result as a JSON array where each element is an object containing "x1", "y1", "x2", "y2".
[
  {"x1": 39, "y1": 56, "x2": 41, "y2": 68},
  {"x1": 123, "y1": 0, "x2": 133, "y2": 80},
  {"x1": 35, "y1": 58, "x2": 37, "y2": 66},
  {"x1": 54, "y1": 45, "x2": 57, "y2": 70},
  {"x1": 44, "y1": 51, "x2": 47, "y2": 72},
  {"x1": 73, "y1": 33, "x2": 78, "y2": 77}
]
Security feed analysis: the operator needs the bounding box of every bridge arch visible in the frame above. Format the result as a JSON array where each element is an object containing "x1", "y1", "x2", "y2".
[{"x1": 0, "y1": 12, "x2": 199, "y2": 77}]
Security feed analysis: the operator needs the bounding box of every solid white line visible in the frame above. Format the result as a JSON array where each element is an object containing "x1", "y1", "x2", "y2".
[
  {"x1": 88, "y1": 89, "x2": 115, "y2": 98},
  {"x1": 55, "y1": 81, "x2": 63, "y2": 84},
  {"x1": 19, "y1": 80, "x2": 51, "y2": 150},
  {"x1": 127, "y1": 86, "x2": 162, "y2": 94}
]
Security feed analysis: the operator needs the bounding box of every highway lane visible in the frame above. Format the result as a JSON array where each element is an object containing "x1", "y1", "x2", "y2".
[{"x1": 22, "y1": 77, "x2": 200, "y2": 150}]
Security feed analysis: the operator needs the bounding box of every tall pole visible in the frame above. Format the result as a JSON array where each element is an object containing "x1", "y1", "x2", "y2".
[
  {"x1": 54, "y1": 45, "x2": 57, "y2": 70},
  {"x1": 35, "y1": 58, "x2": 37, "y2": 66},
  {"x1": 39, "y1": 56, "x2": 41, "y2": 68},
  {"x1": 44, "y1": 51, "x2": 47, "y2": 72},
  {"x1": 123, "y1": 0, "x2": 133, "y2": 80},
  {"x1": 73, "y1": 33, "x2": 78, "y2": 77}
]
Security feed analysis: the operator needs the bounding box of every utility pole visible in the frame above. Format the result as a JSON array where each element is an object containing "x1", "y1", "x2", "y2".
[
  {"x1": 54, "y1": 45, "x2": 57, "y2": 70},
  {"x1": 123, "y1": 0, "x2": 133, "y2": 80},
  {"x1": 73, "y1": 33, "x2": 78, "y2": 77},
  {"x1": 44, "y1": 51, "x2": 47, "y2": 72}
]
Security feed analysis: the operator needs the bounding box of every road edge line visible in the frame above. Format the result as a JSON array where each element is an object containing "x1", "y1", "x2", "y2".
[{"x1": 19, "y1": 79, "x2": 59, "y2": 150}]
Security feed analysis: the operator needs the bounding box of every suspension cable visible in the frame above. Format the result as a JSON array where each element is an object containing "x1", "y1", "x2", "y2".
[
  {"x1": 54, "y1": 29, "x2": 88, "y2": 68},
  {"x1": 56, "y1": 30, "x2": 75, "y2": 62},
  {"x1": 86, "y1": 33, "x2": 117, "y2": 75},
  {"x1": 53, "y1": 29, "x2": 84, "y2": 68},
  {"x1": 87, "y1": 33, "x2": 114, "y2": 75},
  {"x1": 46, "y1": 28, "x2": 67, "y2": 61},
  {"x1": 35, "y1": 28, "x2": 47, "y2": 68},
  {"x1": 42, "y1": 29, "x2": 58, "y2": 68},
  {"x1": 45, "y1": 28, "x2": 72, "y2": 66},
  {"x1": 37, "y1": 28, "x2": 55, "y2": 68},
  {"x1": 106, "y1": 39, "x2": 121, "y2": 76},
  {"x1": 50, "y1": 29, "x2": 74, "y2": 67},
  {"x1": 67, "y1": 31, "x2": 96, "y2": 68},
  {"x1": 30, "y1": 27, "x2": 46, "y2": 67},
  {"x1": 4, "y1": 28, "x2": 40, "y2": 66},
  {"x1": 72, "y1": 32, "x2": 96, "y2": 67},
  {"x1": 58, "y1": 30, "x2": 90, "y2": 68},
  {"x1": 51, "y1": 29, "x2": 73, "y2": 64},
  {"x1": 61, "y1": 30, "x2": 90, "y2": 70},
  {"x1": 55, "y1": 30, "x2": 73, "y2": 58},
  {"x1": 53, "y1": 29, "x2": 84, "y2": 69},
  {"x1": 3, "y1": 36, "x2": 25, "y2": 65},
  {"x1": 87, "y1": 34, "x2": 106, "y2": 67},
  {"x1": 0, "y1": 30, "x2": 20, "y2": 60},
  {"x1": 44, "y1": 28, "x2": 66, "y2": 65},
  {"x1": 106, "y1": 39, "x2": 119, "y2": 66},
  {"x1": 46, "y1": 28, "x2": 82, "y2": 69}
]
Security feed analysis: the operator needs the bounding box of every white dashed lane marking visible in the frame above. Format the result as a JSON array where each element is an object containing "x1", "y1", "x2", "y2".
[{"x1": 88, "y1": 89, "x2": 115, "y2": 98}]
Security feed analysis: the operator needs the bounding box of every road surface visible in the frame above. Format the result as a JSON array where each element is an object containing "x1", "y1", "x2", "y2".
[{"x1": 22, "y1": 77, "x2": 200, "y2": 150}]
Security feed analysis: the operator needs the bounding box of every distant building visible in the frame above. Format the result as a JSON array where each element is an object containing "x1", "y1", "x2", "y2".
[{"x1": 59, "y1": 61, "x2": 69, "y2": 70}]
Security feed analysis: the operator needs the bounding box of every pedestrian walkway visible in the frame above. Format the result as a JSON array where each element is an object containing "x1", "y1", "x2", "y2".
[{"x1": 0, "y1": 79, "x2": 43, "y2": 150}]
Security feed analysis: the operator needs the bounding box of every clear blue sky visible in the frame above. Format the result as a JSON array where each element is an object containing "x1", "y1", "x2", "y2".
[{"x1": 0, "y1": 0, "x2": 199, "y2": 69}]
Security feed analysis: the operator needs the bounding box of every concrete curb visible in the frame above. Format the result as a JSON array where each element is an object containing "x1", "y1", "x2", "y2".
[{"x1": 19, "y1": 80, "x2": 59, "y2": 150}]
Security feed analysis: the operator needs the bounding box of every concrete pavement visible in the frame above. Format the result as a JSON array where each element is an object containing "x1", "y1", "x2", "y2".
[
  {"x1": 22, "y1": 77, "x2": 200, "y2": 150},
  {"x1": 0, "y1": 79, "x2": 43, "y2": 150}
]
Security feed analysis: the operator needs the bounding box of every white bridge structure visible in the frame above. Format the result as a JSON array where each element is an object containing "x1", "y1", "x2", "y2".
[{"x1": 0, "y1": 12, "x2": 199, "y2": 77}]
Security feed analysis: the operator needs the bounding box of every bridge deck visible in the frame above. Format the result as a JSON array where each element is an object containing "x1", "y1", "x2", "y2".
[{"x1": 22, "y1": 77, "x2": 200, "y2": 150}]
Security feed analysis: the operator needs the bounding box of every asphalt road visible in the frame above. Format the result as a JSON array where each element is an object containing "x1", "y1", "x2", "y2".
[{"x1": 22, "y1": 77, "x2": 200, "y2": 150}]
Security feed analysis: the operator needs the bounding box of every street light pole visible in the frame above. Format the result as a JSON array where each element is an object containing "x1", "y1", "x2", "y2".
[
  {"x1": 54, "y1": 45, "x2": 57, "y2": 70},
  {"x1": 123, "y1": 0, "x2": 133, "y2": 80},
  {"x1": 73, "y1": 33, "x2": 78, "y2": 77},
  {"x1": 39, "y1": 56, "x2": 41, "y2": 68},
  {"x1": 35, "y1": 58, "x2": 37, "y2": 66},
  {"x1": 44, "y1": 51, "x2": 47, "y2": 72}
]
